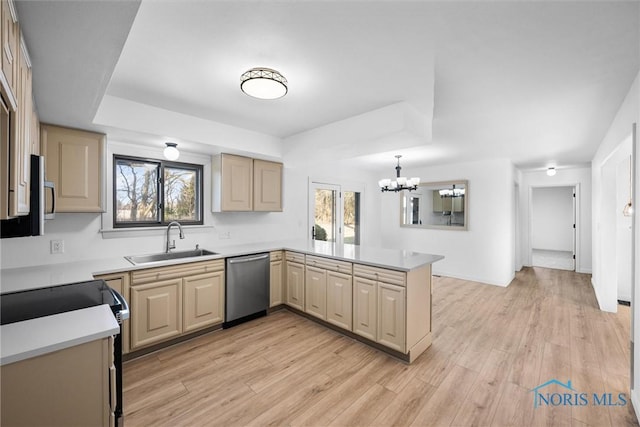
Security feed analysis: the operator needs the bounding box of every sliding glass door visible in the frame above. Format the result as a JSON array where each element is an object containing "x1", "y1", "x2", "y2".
[{"x1": 309, "y1": 182, "x2": 362, "y2": 245}]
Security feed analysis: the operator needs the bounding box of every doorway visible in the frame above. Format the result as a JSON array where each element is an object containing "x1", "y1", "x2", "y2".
[
  {"x1": 530, "y1": 186, "x2": 576, "y2": 271},
  {"x1": 308, "y1": 181, "x2": 362, "y2": 245}
]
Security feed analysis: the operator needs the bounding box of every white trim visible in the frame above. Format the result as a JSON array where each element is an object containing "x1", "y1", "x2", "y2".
[
  {"x1": 591, "y1": 277, "x2": 617, "y2": 313},
  {"x1": 632, "y1": 389, "x2": 640, "y2": 423},
  {"x1": 432, "y1": 270, "x2": 514, "y2": 288}
]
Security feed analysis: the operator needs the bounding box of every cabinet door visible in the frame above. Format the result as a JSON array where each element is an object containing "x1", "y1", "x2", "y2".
[
  {"x1": 221, "y1": 153, "x2": 252, "y2": 211},
  {"x1": 270, "y1": 259, "x2": 283, "y2": 307},
  {"x1": 130, "y1": 278, "x2": 182, "y2": 350},
  {"x1": 183, "y1": 271, "x2": 224, "y2": 332},
  {"x1": 453, "y1": 197, "x2": 464, "y2": 212},
  {"x1": 326, "y1": 270, "x2": 352, "y2": 330},
  {"x1": 305, "y1": 265, "x2": 326, "y2": 320},
  {"x1": 353, "y1": 276, "x2": 376, "y2": 341},
  {"x1": 432, "y1": 191, "x2": 442, "y2": 212},
  {"x1": 253, "y1": 159, "x2": 282, "y2": 212},
  {"x1": 1, "y1": 0, "x2": 18, "y2": 107},
  {"x1": 377, "y1": 282, "x2": 406, "y2": 352},
  {"x1": 286, "y1": 261, "x2": 305, "y2": 310},
  {"x1": 41, "y1": 124, "x2": 105, "y2": 212}
]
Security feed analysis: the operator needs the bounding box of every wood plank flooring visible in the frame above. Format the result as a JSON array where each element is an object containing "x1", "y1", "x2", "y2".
[{"x1": 123, "y1": 267, "x2": 638, "y2": 426}]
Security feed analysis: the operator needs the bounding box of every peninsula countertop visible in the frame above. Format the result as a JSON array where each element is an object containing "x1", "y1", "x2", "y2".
[{"x1": 1, "y1": 240, "x2": 444, "y2": 294}]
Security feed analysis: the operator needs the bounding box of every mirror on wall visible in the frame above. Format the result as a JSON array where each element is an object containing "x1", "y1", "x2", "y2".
[{"x1": 400, "y1": 180, "x2": 468, "y2": 230}]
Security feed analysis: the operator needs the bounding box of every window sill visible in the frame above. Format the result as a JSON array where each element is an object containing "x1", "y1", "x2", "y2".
[{"x1": 99, "y1": 224, "x2": 215, "y2": 239}]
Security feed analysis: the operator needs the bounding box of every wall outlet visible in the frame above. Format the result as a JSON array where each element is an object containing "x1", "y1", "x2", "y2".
[
  {"x1": 219, "y1": 231, "x2": 231, "y2": 240},
  {"x1": 50, "y1": 239, "x2": 64, "y2": 254}
]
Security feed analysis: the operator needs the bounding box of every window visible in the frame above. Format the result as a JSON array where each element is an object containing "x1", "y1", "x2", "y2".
[{"x1": 114, "y1": 155, "x2": 203, "y2": 227}]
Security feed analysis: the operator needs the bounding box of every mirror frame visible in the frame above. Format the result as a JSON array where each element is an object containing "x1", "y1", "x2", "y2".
[{"x1": 399, "y1": 180, "x2": 468, "y2": 230}]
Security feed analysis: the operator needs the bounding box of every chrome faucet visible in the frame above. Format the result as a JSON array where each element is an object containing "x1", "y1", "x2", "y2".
[{"x1": 166, "y1": 221, "x2": 185, "y2": 253}]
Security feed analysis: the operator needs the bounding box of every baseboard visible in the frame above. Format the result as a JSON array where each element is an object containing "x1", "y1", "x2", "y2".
[
  {"x1": 632, "y1": 389, "x2": 640, "y2": 424},
  {"x1": 577, "y1": 267, "x2": 592, "y2": 274},
  {"x1": 432, "y1": 270, "x2": 512, "y2": 287}
]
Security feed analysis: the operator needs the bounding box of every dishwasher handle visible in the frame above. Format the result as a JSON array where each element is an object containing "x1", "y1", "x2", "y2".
[{"x1": 227, "y1": 253, "x2": 269, "y2": 264}]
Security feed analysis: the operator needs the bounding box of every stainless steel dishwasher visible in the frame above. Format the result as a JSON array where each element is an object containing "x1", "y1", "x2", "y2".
[{"x1": 224, "y1": 252, "x2": 270, "y2": 327}]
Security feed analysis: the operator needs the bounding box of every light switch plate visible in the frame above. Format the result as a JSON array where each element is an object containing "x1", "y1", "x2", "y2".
[{"x1": 50, "y1": 239, "x2": 64, "y2": 254}]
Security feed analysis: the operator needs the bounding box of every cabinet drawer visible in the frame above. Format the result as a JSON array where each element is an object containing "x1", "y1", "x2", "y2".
[
  {"x1": 270, "y1": 250, "x2": 283, "y2": 261},
  {"x1": 306, "y1": 255, "x2": 352, "y2": 274},
  {"x1": 284, "y1": 251, "x2": 305, "y2": 264},
  {"x1": 131, "y1": 260, "x2": 224, "y2": 285},
  {"x1": 353, "y1": 264, "x2": 406, "y2": 286}
]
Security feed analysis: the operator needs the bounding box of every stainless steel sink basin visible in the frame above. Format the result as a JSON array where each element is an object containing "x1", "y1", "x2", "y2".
[{"x1": 125, "y1": 249, "x2": 218, "y2": 265}]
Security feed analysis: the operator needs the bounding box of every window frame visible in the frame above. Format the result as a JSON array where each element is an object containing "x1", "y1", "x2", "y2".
[{"x1": 113, "y1": 154, "x2": 204, "y2": 228}]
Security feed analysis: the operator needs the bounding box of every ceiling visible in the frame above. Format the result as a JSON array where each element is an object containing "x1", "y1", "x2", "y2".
[{"x1": 15, "y1": 1, "x2": 640, "y2": 171}]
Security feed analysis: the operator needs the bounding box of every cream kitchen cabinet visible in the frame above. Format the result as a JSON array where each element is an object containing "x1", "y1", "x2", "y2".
[
  {"x1": 130, "y1": 259, "x2": 224, "y2": 351},
  {"x1": 0, "y1": 0, "x2": 18, "y2": 110},
  {"x1": 353, "y1": 275, "x2": 377, "y2": 341},
  {"x1": 94, "y1": 271, "x2": 131, "y2": 354},
  {"x1": 326, "y1": 270, "x2": 352, "y2": 330},
  {"x1": 270, "y1": 250, "x2": 284, "y2": 307},
  {"x1": 183, "y1": 271, "x2": 224, "y2": 332},
  {"x1": 212, "y1": 153, "x2": 283, "y2": 212},
  {"x1": 305, "y1": 265, "x2": 326, "y2": 320},
  {"x1": 41, "y1": 124, "x2": 105, "y2": 213},
  {"x1": 285, "y1": 251, "x2": 305, "y2": 310},
  {"x1": 377, "y1": 282, "x2": 406, "y2": 352},
  {"x1": 1, "y1": 337, "x2": 115, "y2": 427},
  {"x1": 253, "y1": 159, "x2": 282, "y2": 211}
]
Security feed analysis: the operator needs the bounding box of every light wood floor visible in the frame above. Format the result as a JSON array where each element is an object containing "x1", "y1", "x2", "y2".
[{"x1": 123, "y1": 267, "x2": 638, "y2": 426}]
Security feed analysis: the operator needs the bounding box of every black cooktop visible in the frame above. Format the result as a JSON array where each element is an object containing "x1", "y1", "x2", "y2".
[{"x1": 0, "y1": 280, "x2": 117, "y2": 325}]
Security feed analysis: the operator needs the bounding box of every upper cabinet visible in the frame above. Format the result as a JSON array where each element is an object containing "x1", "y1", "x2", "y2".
[
  {"x1": 0, "y1": 0, "x2": 37, "y2": 220},
  {"x1": 212, "y1": 153, "x2": 283, "y2": 212},
  {"x1": 253, "y1": 159, "x2": 282, "y2": 212},
  {"x1": 41, "y1": 124, "x2": 105, "y2": 213}
]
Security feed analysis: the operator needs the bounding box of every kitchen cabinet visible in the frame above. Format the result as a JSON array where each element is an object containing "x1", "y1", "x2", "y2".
[
  {"x1": 253, "y1": 159, "x2": 282, "y2": 211},
  {"x1": 212, "y1": 153, "x2": 283, "y2": 212},
  {"x1": 353, "y1": 276, "x2": 377, "y2": 341},
  {"x1": 285, "y1": 251, "x2": 305, "y2": 310},
  {"x1": 0, "y1": 0, "x2": 18, "y2": 110},
  {"x1": 326, "y1": 270, "x2": 352, "y2": 330},
  {"x1": 130, "y1": 259, "x2": 224, "y2": 351},
  {"x1": 377, "y1": 282, "x2": 406, "y2": 352},
  {"x1": 452, "y1": 196, "x2": 464, "y2": 212},
  {"x1": 432, "y1": 191, "x2": 452, "y2": 212},
  {"x1": 183, "y1": 271, "x2": 224, "y2": 332},
  {"x1": 305, "y1": 265, "x2": 326, "y2": 320},
  {"x1": 41, "y1": 124, "x2": 105, "y2": 213},
  {"x1": 1, "y1": 337, "x2": 114, "y2": 426},
  {"x1": 94, "y1": 271, "x2": 131, "y2": 354},
  {"x1": 270, "y1": 250, "x2": 284, "y2": 307}
]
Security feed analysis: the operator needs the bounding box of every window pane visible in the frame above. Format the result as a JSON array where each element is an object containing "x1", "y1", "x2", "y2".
[
  {"x1": 164, "y1": 166, "x2": 199, "y2": 222},
  {"x1": 115, "y1": 159, "x2": 159, "y2": 223},
  {"x1": 314, "y1": 189, "x2": 336, "y2": 242},
  {"x1": 344, "y1": 191, "x2": 360, "y2": 244}
]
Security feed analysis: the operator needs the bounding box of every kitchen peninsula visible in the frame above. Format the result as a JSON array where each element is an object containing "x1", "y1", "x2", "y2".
[{"x1": 1, "y1": 241, "x2": 443, "y2": 363}]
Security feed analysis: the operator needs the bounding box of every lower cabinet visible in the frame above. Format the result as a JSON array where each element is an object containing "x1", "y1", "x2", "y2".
[
  {"x1": 377, "y1": 282, "x2": 406, "y2": 352},
  {"x1": 129, "y1": 260, "x2": 225, "y2": 351},
  {"x1": 326, "y1": 270, "x2": 352, "y2": 330},
  {"x1": 131, "y1": 278, "x2": 182, "y2": 349},
  {"x1": 183, "y1": 272, "x2": 224, "y2": 333},
  {"x1": 353, "y1": 276, "x2": 377, "y2": 341},
  {"x1": 305, "y1": 265, "x2": 327, "y2": 320},
  {"x1": 285, "y1": 254, "x2": 305, "y2": 310},
  {"x1": 1, "y1": 337, "x2": 114, "y2": 426},
  {"x1": 270, "y1": 251, "x2": 284, "y2": 307}
]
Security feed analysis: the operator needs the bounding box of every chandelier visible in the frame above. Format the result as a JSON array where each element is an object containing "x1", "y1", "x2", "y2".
[
  {"x1": 439, "y1": 185, "x2": 465, "y2": 198},
  {"x1": 378, "y1": 155, "x2": 420, "y2": 192}
]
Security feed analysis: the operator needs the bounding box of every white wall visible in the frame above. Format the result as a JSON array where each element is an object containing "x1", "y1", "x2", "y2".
[
  {"x1": 519, "y1": 167, "x2": 592, "y2": 273},
  {"x1": 531, "y1": 186, "x2": 574, "y2": 252},
  {"x1": 379, "y1": 158, "x2": 515, "y2": 287}
]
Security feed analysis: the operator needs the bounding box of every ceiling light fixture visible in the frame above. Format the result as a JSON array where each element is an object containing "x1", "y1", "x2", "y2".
[
  {"x1": 439, "y1": 185, "x2": 465, "y2": 198},
  {"x1": 240, "y1": 67, "x2": 288, "y2": 99},
  {"x1": 378, "y1": 155, "x2": 420, "y2": 192},
  {"x1": 163, "y1": 142, "x2": 179, "y2": 161},
  {"x1": 546, "y1": 167, "x2": 557, "y2": 176}
]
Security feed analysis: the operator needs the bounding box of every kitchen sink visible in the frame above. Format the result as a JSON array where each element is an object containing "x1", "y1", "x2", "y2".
[{"x1": 125, "y1": 249, "x2": 218, "y2": 265}]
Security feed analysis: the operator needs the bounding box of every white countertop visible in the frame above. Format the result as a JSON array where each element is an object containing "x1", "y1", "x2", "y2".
[
  {"x1": 1, "y1": 304, "x2": 119, "y2": 366},
  {"x1": 1, "y1": 240, "x2": 444, "y2": 293}
]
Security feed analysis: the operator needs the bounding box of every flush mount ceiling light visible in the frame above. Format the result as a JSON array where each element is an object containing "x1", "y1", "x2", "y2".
[
  {"x1": 378, "y1": 155, "x2": 420, "y2": 192},
  {"x1": 240, "y1": 67, "x2": 288, "y2": 99},
  {"x1": 546, "y1": 167, "x2": 557, "y2": 176},
  {"x1": 163, "y1": 142, "x2": 179, "y2": 161}
]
